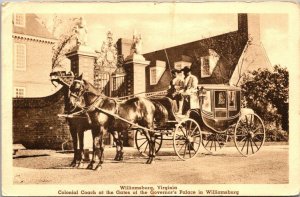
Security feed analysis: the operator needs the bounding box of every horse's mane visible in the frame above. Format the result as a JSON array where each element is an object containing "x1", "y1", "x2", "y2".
[{"x1": 83, "y1": 79, "x2": 101, "y2": 96}]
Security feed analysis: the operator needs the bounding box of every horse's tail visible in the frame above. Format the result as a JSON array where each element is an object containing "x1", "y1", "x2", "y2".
[{"x1": 152, "y1": 100, "x2": 168, "y2": 126}]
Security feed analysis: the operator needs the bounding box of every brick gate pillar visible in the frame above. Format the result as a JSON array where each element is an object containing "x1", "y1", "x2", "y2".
[
  {"x1": 124, "y1": 54, "x2": 150, "y2": 96},
  {"x1": 66, "y1": 45, "x2": 97, "y2": 82},
  {"x1": 124, "y1": 53, "x2": 150, "y2": 147}
]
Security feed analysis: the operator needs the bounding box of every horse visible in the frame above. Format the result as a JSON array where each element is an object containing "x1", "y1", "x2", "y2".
[
  {"x1": 69, "y1": 75, "x2": 122, "y2": 170},
  {"x1": 69, "y1": 75, "x2": 169, "y2": 166},
  {"x1": 50, "y1": 71, "x2": 92, "y2": 168}
]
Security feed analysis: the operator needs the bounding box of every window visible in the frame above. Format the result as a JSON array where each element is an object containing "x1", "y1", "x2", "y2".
[
  {"x1": 14, "y1": 14, "x2": 25, "y2": 27},
  {"x1": 215, "y1": 91, "x2": 227, "y2": 108},
  {"x1": 200, "y1": 57, "x2": 210, "y2": 77},
  {"x1": 14, "y1": 87, "x2": 26, "y2": 98},
  {"x1": 14, "y1": 43, "x2": 26, "y2": 71},
  {"x1": 200, "y1": 49, "x2": 220, "y2": 78},
  {"x1": 150, "y1": 67, "x2": 156, "y2": 85},
  {"x1": 228, "y1": 91, "x2": 237, "y2": 110}
]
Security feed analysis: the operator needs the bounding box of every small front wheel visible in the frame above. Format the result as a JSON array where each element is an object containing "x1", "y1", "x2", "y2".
[
  {"x1": 135, "y1": 129, "x2": 163, "y2": 156},
  {"x1": 173, "y1": 118, "x2": 202, "y2": 160}
]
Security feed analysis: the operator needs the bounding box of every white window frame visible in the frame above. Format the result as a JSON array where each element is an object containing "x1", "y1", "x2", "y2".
[
  {"x1": 14, "y1": 14, "x2": 26, "y2": 27},
  {"x1": 14, "y1": 43, "x2": 27, "y2": 71},
  {"x1": 14, "y1": 87, "x2": 26, "y2": 98},
  {"x1": 200, "y1": 56, "x2": 211, "y2": 78},
  {"x1": 149, "y1": 67, "x2": 157, "y2": 85}
]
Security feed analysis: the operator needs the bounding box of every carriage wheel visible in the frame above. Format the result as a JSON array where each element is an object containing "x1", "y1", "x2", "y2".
[
  {"x1": 173, "y1": 118, "x2": 202, "y2": 160},
  {"x1": 202, "y1": 131, "x2": 228, "y2": 153},
  {"x1": 234, "y1": 113, "x2": 265, "y2": 156},
  {"x1": 135, "y1": 129, "x2": 163, "y2": 156}
]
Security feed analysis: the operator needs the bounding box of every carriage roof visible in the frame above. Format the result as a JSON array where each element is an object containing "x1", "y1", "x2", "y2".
[{"x1": 198, "y1": 84, "x2": 241, "y2": 91}]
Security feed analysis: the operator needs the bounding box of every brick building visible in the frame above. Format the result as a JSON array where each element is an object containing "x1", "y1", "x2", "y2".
[
  {"x1": 13, "y1": 13, "x2": 272, "y2": 149},
  {"x1": 13, "y1": 13, "x2": 57, "y2": 98},
  {"x1": 140, "y1": 14, "x2": 271, "y2": 94}
]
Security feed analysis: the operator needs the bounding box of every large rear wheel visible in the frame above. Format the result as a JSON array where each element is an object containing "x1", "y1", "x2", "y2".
[
  {"x1": 173, "y1": 118, "x2": 202, "y2": 160},
  {"x1": 234, "y1": 113, "x2": 265, "y2": 156}
]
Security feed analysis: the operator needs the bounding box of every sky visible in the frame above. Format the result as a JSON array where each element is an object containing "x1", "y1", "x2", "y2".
[{"x1": 44, "y1": 13, "x2": 289, "y2": 68}]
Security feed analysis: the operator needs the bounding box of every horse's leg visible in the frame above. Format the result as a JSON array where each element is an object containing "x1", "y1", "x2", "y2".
[
  {"x1": 112, "y1": 131, "x2": 120, "y2": 161},
  {"x1": 87, "y1": 128, "x2": 97, "y2": 169},
  {"x1": 149, "y1": 131, "x2": 156, "y2": 164},
  {"x1": 94, "y1": 126, "x2": 105, "y2": 171},
  {"x1": 112, "y1": 131, "x2": 124, "y2": 161},
  {"x1": 118, "y1": 132, "x2": 124, "y2": 161},
  {"x1": 77, "y1": 130, "x2": 84, "y2": 168},
  {"x1": 70, "y1": 127, "x2": 78, "y2": 167},
  {"x1": 141, "y1": 130, "x2": 152, "y2": 164}
]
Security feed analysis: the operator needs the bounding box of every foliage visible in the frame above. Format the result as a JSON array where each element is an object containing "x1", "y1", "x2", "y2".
[
  {"x1": 241, "y1": 65, "x2": 289, "y2": 134},
  {"x1": 39, "y1": 14, "x2": 78, "y2": 70}
]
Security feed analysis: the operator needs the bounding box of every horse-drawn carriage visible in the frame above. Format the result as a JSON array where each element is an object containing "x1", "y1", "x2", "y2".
[
  {"x1": 50, "y1": 71, "x2": 266, "y2": 169},
  {"x1": 134, "y1": 84, "x2": 266, "y2": 159}
]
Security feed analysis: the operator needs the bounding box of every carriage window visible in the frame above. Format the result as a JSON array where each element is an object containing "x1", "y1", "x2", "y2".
[
  {"x1": 215, "y1": 91, "x2": 227, "y2": 108},
  {"x1": 202, "y1": 90, "x2": 212, "y2": 112},
  {"x1": 228, "y1": 91, "x2": 236, "y2": 109}
]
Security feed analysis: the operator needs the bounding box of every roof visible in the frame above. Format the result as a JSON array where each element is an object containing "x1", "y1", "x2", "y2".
[
  {"x1": 13, "y1": 14, "x2": 56, "y2": 40},
  {"x1": 198, "y1": 84, "x2": 241, "y2": 91}
]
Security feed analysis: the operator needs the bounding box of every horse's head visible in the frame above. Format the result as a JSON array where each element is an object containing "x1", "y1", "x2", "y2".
[{"x1": 68, "y1": 74, "x2": 87, "y2": 112}]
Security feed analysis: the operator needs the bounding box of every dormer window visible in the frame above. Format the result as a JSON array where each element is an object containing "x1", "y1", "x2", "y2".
[
  {"x1": 200, "y1": 49, "x2": 220, "y2": 78},
  {"x1": 14, "y1": 14, "x2": 25, "y2": 27},
  {"x1": 149, "y1": 60, "x2": 166, "y2": 85}
]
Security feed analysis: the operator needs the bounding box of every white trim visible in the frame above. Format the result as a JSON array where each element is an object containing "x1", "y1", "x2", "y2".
[
  {"x1": 14, "y1": 14, "x2": 26, "y2": 27},
  {"x1": 13, "y1": 33, "x2": 57, "y2": 44},
  {"x1": 14, "y1": 87, "x2": 26, "y2": 98},
  {"x1": 14, "y1": 43, "x2": 26, "y2": 71}
]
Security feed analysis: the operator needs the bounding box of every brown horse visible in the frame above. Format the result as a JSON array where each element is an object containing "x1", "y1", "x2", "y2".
[
  {"x1": 69, "y1": 75, "x2": 120, "y2": 170},
  {"x1": 69, "y1": 76, "x2": 169, "y2": 165},
  {"x1": 50, "y1": 71, "x2": 92, "y2": 168}
]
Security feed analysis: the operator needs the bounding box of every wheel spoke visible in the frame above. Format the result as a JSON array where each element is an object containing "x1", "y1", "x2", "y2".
[
  {"x1": 138, "y1": 139, "x2": 148, "y2": 149},
  {"x1": 179, "y1": 127, "x2": 187, "y2": 137},
  {"x1": 209, "y1": 139, "x2": 213, "y2": 150},
  {"x1": 246, "y1": 139, "x2": 249, "y2": 155},
  {"x1": 143, "y1": 142, "x2": 149, "y2": 153},
  {"x1": 178, "y1": 142, "x2": 186, "y2": 153},
  {"x1": 237, "y1": 136, "x2": 247, "y2": 144},
  {"x1": 188, "y1": 143, "x2": 192, "y2": 158},
  {"x1": 215, "y1": 135, "x2": 222, "y2": 149},
  {"x1": 250, "y1": 139, "x2": 254, "y2": 154},
  {"x1": 241, "y1": 138, "x2": 247, "y2": 151},
  {"x1": 137, "y1": 138, "x2": 147, "y2": 140},
  {"x1": 183, "y1": 143, "x2": 187, "y2": 158},
  {"x1": 251, "y1": 138, "x2": 260, "y2": 150}
]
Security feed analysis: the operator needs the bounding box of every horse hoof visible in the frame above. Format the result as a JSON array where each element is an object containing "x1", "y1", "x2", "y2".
[
  {"x1": 70, "y1": 162, "x2": 76, "y2": 167},
  {"x1": 93, "y1": 165, "x2": 102, "y2": 171},
  {"x1": 77, "y1": 162, "x2": 84, "y2": 169},
  {"x1": 86, "y1": 164, "x2": 93, "y2": 170}
]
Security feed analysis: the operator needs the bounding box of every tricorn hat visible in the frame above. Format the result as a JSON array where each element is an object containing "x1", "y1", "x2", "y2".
[{"x1": 181, "y1": 66, "x2": 191, "y2": 72}]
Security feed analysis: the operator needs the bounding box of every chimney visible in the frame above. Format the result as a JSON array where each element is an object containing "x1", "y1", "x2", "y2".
[
  {"x1": 238, "y1": 14, "x2": 261, "y2": 43},
  {"x1": 116, "y1": 38, "x2": 132, "y2": 59}
]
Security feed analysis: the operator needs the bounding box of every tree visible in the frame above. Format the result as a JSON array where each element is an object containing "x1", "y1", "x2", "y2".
[
  {"x1": 241, "y1": 65, "x2": 289, "y2": 132},
  {"x1": 38, "y1": 14, "x2": 78, "y2": 70}
]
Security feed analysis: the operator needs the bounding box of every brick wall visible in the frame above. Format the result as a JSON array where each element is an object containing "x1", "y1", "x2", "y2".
[{"x1": 13, "y1": 87, "x2": 72, "y2": 149}]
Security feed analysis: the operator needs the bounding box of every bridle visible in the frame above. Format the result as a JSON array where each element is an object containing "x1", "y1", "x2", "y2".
[{"x1": 68, "y1": 79, "x2": 105, "y2": 114}]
